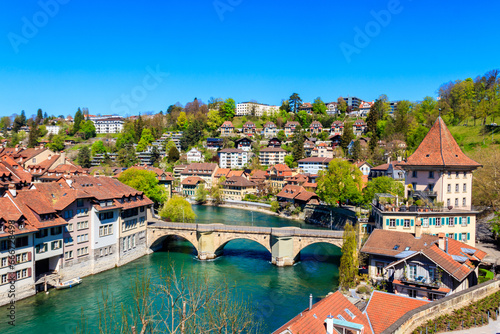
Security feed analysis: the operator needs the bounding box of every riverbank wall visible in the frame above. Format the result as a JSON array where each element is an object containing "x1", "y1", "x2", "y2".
[{"x1": 304, "y1": 205, "x2": 358, "y2": 229}]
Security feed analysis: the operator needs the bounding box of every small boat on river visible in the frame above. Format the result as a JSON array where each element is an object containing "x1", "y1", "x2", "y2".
[{"x1": 55, "y1": 277, "x2": 82, "y2": 290}]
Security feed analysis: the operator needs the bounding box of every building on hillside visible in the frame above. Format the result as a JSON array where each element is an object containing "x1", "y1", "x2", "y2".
[
  {"x1": 311, "y1": 143, "x2": 333, "y2": 158},
  {"x1": 266, "y1": 164, "x2": 293, "y2": 190},
  {"x1": 235, "y1": 137, "x2": 252, "y2": 151},
  {"x1": 27, "y1": 154, "x2": 69, "y2": 182},
  {"x1": 267, "y1": 137, "x2": 282, "y2": 148},
  {"x1": 218, "y1": 149, "x2": 249, "y2": 169},
  {"x1": 116, "y1": 166, "x2": 174, "y2": 200},
  {"x1": 262, "y1": 122, "x2": 278, "y2": 138},
  {"x1": 371, "y1": 117, "x2": 482, "y2": 246},
  {"x1": 46, "y1": 125, "x2": 61, "y2": 135},
  {"x1": 93, "y1": 116, "x2": 124, "y2": 134},
  {"x1": 362, "y1": 229, "x2": 485, "y2": 300},
  {"x1": 347, "y1": 137, "x2": 369, "y2": 156},
  {"x1": 298, "y1": 102, "x2": 313, "y2": 114},
  {"x1": 259, "y1": 147, "x2": 287, "y2": 166},
  {"x1": 206, "y1": 138, "x2": 223, "y2": 151},
  {"x1": 309, "y1": 121, "x2": 323, "y2": 135},
  {"x1": 180, "y1": 163, "x2": 218, "y2": 188},
  {"x1": 355, "y1": 161, "x2": 372, "y2": 176},
  {"x1": 181, "y1": 177, "x2": 205, "y2": 197},
  {"x1": 330, "y1": 121, "x2": 344, "y2": 136},
  {"x1": 298, "y1": 157, "x2": 332, "y2": 175},
  {"x1": 353, "y1": 120, "x2": 367, "y2": 136},
  {"x1": 326, "y1": 102, "x2": 338, "y2": 115},
  {"x1": 173, "y1": 164, "x2": 187, "y2": 179},
  {"x1": 359, "y1": 101, "x2": 374, "y2": 116},
  {"x1": 369, "y1": 159, "x2": 405, "y2": 181},
  {"x1": 303, "y1": 140, "x2": 315, "y2": 157},
  {"x1": 219, "y1": 121, "x2": 234, "y2": 137},
  {"x1": 249, "y1": 170, "x2": 267, "y2": 190},
  {"x1": 343, "y1": 96, "x2": 363, "y2": 109},
  {"x1": 242, "y1": 121, "x2": 256, "y2": 135},
  {"x1": 236, "y1": 102, "x2": 278, "y2": 117},
  {"x1": 186, "y1": 148, "x2": 203, "y2": 163},
  {"x1": 221, "y1": 176, "x2": 257, "y2": 201},
  {"x1": 284, "y1": 121, "x2": 300, "y2": 137}
]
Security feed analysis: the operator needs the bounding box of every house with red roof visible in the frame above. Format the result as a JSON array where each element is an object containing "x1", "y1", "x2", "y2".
[
  {"x1": 330, "y1": 121, "x2": 344, "y2": 136},
  {"x1": 219, "y1": 121, "x2": 234, "y2": 137},
  {"x1": 309, "y1": 121, "x2": 323, "y2": 135},
  {"x1": 181, "y1": 176, "x2": 205, "y2": 197},
  {"x1": 371, "y1": 117, "x2": 481, "y2": 247},
  {"x1": 352, "y1": 120, "x2": 367, "y2": 136},
  {"x1": 361, "y1": 229, "x2": 486, "y2": 301},
  {"x1": 221, "y1": 176, "x2": 257, "y2": 201},
  {"x1": 276, "y1": 184, "x2": 319, "y2": 207},
  {"x1": 242, "y1": 121, "x2": 256, "y2": 135},
  {"x1": 267, "y1": 164, "x2": 293, "y2": 190},
  {"x1": 262, "y1": 121, "x2": 278, "y2": 138},
  {"x1": 284, "y1": 121, "x2": 300, "y2": 137},
  {"x1": 298, "y1": 102, "x2": 313, "y2": 114}
]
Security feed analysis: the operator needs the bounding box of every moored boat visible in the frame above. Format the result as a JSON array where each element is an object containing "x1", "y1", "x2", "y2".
[{"x1": 55, "y1": 277, "x2": 82, "y2": 290}]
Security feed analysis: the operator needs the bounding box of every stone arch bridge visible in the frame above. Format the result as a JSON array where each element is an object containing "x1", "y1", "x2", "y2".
[{"x1": 147, "y1": 221, "x2": 344, "y2": 266}]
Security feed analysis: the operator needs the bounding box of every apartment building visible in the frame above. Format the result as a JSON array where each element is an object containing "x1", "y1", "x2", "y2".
[
  {"x1": 92, "y1": 117, "x2": 124, "y2": 134},
  {"x1": 186, "y1": 148, "x2": 203, "y2": 163},
  {"x1": 352, "y1": 120, "x2": 367, "y2": 136},
  {"x1": 266, "y1": 164, "x2": 293, "y2": 190},
  {"x1": 262, "y1": 122, "x2": 278, "y2": 138},
  {"x1": 218, "y1": 149, "x2": 249, "y2": 169},
  {"x1": 309, "y1": 121, "x2": 323, "y2": 135},
  {"x1": 242, "y1": 121, "x2": 256, "y2": 135},
  {"x1": 219, "y1": 121, "x2": 234, "y2": 137},
  {"x1": 180, "y1": 163, "x2": 219, "y2": 188},
  {"x1": 330, "y1": 121, "x2": 344, "y2": 136},
  {"x1": 221, "y1": 176, "x2": 257, "y2": 201},
  {"x1": 298, "y1": 157, "x2": 333, "y2": 174},
  {"x1": 259, "y1": 147, "x2": 287, "y2": 166},
  {"x1": 284, "y1": 121, "x2": 300, "y2": 137},
  {"x1": 236, "y1": 102, "x2": 278, "y2": 117}
]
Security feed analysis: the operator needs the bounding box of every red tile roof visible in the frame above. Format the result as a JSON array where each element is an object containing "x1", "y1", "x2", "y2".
[
  {"x1": 274, "y1": 291, "x2": 372, "y2": 334},
  {"x1": 221, "y1": 176, "x2": 255, "y2": 187},
  {"x1": 365, "y1": 291, "x2": 429, "y2": 334},
  {"x1": 181, "y1": 176, "x2": 204, "y2": 185},
  {"x1": 402, "y1": 117, "x2": 481, "y2": 168}
]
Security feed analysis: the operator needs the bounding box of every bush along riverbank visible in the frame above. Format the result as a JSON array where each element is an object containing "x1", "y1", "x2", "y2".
[{"x1": 412, "y1": 291, "x2": 500, "y2": 333}]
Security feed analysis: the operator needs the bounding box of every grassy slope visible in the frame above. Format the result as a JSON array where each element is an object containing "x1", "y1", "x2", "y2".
[{"x1": 448, "y1": 123, "x2": 500, "y2": 153}]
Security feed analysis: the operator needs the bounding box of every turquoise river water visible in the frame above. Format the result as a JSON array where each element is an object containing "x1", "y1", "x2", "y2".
[{"x1": 1, "y1": 205, "x2": 341, "y2": 333}]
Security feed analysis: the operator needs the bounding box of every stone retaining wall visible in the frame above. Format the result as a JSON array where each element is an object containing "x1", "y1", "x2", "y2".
[{"x1": 382, "y1": 278, "x2": 500, "y2": 334}]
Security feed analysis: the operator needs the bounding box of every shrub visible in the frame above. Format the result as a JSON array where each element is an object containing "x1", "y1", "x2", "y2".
[{"x1": 356, "y1": 285, "x2": 371, "y2": 294}]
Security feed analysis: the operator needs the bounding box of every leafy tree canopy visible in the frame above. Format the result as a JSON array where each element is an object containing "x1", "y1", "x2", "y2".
[
  {"x1": 159, "y1": 195, "x2": 196, "y2": 222},
  {"x1": 118, "y1": 169, "x2": 166, "y2": 204},
  {"x1": 317, "y1": 159, "x2": 363, "y2": 206}
]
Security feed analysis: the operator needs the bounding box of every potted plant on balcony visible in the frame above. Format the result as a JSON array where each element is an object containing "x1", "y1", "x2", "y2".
[
  {"x1": 415, "y1": 199, "x2": 423, "y2": 211},
  {"x1": 434, "y1": 201, "x2": 444, "y2": 212}
]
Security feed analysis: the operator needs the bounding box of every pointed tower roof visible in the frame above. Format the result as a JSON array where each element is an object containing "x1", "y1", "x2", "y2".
[{"x1": 402, "y1": 117, "x2": 481, "y2": 168}]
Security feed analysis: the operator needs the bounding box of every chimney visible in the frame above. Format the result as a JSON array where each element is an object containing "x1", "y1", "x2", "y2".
[
  {"x1": 438, "y1": 233, "x2": 445, "y2": 250},
  {"x1": 325, "y1": 315, "x2": 334, "y2": 334},
  {"x1": 415, "y1": 220, "x2": 422, "y2": 238},
  {"x1": 8, "y1": 184, "x2": 16, "y2": 197},
  {"x1": 387, "y1": 156, "x2": 391, "y2": 164},
  {"x1": 309, "y1": 294, "x2": 313, "y2": 310},
  {"x1": 47, "y1": 155, "x2": 51, "y2": 160},
  {"x1": 445, "y1": 238, "x2": 448, "y2": 253}
]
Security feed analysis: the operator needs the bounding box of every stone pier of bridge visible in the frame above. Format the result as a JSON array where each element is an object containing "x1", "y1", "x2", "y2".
[{"x1": 147, "y1": 221, "x2": 344, "y2": 266}]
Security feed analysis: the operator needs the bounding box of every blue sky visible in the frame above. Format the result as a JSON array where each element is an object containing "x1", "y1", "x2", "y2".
[{"x1": 0, "y1": 0, "x2": 499, "y2": 118}]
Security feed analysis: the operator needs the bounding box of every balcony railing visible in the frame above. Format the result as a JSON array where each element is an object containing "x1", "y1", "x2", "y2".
[{"x1": 396, "y1": 275, "x2": 441, "y2": 288}]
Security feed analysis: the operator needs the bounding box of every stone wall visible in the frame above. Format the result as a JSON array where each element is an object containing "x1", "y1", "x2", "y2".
[
  {"x1": 382, "y1": 278, "x2": 500, "y2": 334},
  {"x1": 304, "y1": 205, "x2": 357, "y2": 229}
]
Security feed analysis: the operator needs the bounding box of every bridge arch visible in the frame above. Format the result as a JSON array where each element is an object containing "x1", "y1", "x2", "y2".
[
  {"x1": 148, "y1": 229, "x2": 199, "y2": 255},
  {"x1": 212, "y1": 233, "x2": 272, "y2": 255},
  {"x1": 292, "y1": 237, "x2": 343, "y2": 263}
]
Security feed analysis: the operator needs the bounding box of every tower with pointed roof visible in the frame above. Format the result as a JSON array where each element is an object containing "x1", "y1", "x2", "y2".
[{"x1": 370, "y1": 117, "x2": 481, "y2": 246}]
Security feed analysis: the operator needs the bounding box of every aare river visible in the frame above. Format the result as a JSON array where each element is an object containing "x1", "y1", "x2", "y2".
[{"x1": 1, "y1": 205, "x2": 341, "y2": 333}]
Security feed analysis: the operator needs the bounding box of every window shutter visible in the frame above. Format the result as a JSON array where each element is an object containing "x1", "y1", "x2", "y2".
[
  {"x1": 467, "y1": 217, "x2": 470, "y2": 224},
  {"x1": 28, "y1": 268, "x2": 32, "y2": 277},
  {"x1": 27, "y1": 252, "x2": 31, "y2": 261},
  {"x1": 467, "y1": 233, "x2": 470, "y2": 240},
  {"x1": 446, "y1": 217, "x2": 449, "y2": 225},
  {"x1": 455, "y1": 217, "x2": 457, "y2": 224},
  {"x1": 455, "y1": 233, "x2": 457, "y2": 240},
  {"x1": 8, "y1": 272, "x2": 16, "y2": 282},
  {"x1": 459, "y1": 217, "x2": 462, "y2": 225},
  {"x1": 411, "y1": 219, "x2": 414, "y2": 227},
  {"x1": 396, "y1": 219, "x2": 400, "y2": 226},
  {"x1": 432, "y1": 218, "x2": 435, "y2": 225},
  {"x1": 459, "y1": 233, "x2": 462, "y2": 240},
  {"x1": 386, "y1": 219, "x2": 389, "y2": 226}
]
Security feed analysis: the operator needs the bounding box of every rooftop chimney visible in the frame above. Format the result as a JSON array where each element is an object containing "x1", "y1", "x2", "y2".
[
  {"x1": 415, "y1": 220, "x2": 422, "y2": 238},
  {"x1": 438, "y1": 233, "x2": 445, "y2": 250},
  {"x1": 309, "y1": 294, "x2": 313, "y2": 311},
  {"x1": 387, "y1": 156, "x2": 391, "y2": 164},
  {"x1": 8, "y1": 184, "x2": 16, "y2": 197},
  {"x1": 445, "y1": 237, "x2": 449, "y2": 254},
  {"x1": 325, "y1": 315, "x2": 334, "y2": 334}
]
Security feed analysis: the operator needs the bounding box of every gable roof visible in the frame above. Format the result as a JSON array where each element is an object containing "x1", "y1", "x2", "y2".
[
  {"x1": 273, "y1": 291, "x2": 372, "y2": 334},
  {"x1": 364, "y1": 291, "x2": 429, "y2": 334},
  {"x1": 181, "y1": 176, "x2": 205, "y2": 185},
  {"x1": 402, "y1": 117, "x2": 481, "y2": 168},
  {"x1": 221, "y1": 176, "x2": 255, "y2": 187},
  {"x1": 361, "y1": 229, "x2": 437, "y2": 258}
]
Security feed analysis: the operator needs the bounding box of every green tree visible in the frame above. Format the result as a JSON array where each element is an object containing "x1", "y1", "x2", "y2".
[
  {"x1": 337, "y1": 97, "x2": 348, "y2": 114},
  {"x1": 136, "y1": 128, "x2": 155, "y2": 152},
  {"x1": 288, "y1": 93, "x2": 303, "y2": 113},
  {"x1": 284, "y1": 154, "x2": 296, "y2": 168},
  {"x1": 211, "y1": 177, "x2": 225, "y2": 206},
  {"x1": 134, "y1": 115, "x2": 144, "y2": 142},
  {"x1": 312, "y1": 97, "x2": 327, "y2": 115},
  {"x1": 118, "y1": 169, "x2": 166, "y2": 204},
  {"x1": 296, "y1": 110, "x2": 312, "y2": 128},
  {"x1": 73, "y1": 108, "x2": 84, "y2": 134},
  {"x1": 36, "y1": 108, "x2": 43, "y2": 124},
  {"x1": 340, "y1": 123, "x2": 354, "y2": 154},
  {"x1": 159, "y1": 195, "x2": 196, "y2": 222},
  {"x1": 317, "y1": 159, "x2": 363, "y2": 206},
  {"x1": 168, "y1": 146, "x2": 180, "y2": 163},
  {"x1": 80, "y1": 120, "x2": 96, "y2": 140},
  {"x1": 351, "y1": 139, "x2": 362, "y2": 161},
  {"x1": 77, "y1": 146, "x2": 92, "y2": 168},
  {"x1": 220, "y1": 98, "x2": 236, "y2": 120},
  {"x1": 279, "y1": 99, "x2": 291, "y2": 113},
  {"x1": 116, "y1": 131, "x2": 135, "y2": 150},
  {"x1": 27, "y1": 122, "x2": 40, "y2": 148},
  {"x1": 194, "y1": 183, "x2": 208, "y2": 203},
  {"x1": 339, "y1": 221, "x2": 358, "y2": 289},
  {"x1": 362, "y1": 176, "x2": 404, "y2": 205},
  {"x1": 116, "y1": 145, "x2": 137, "y2": 167},
  {"x1": 176, "y1": 111, "x2": 188, "y2": 129},
  {"x1": 207, "y1": 109, "x2": 223, "y2": 130},
  {"x1": 47, "y1": 134, "x2": 65, "y2": 151},
  {"x1": 276, "y1": 130, "x2": 286, "y2": 142},
  {"x1": 292, "y1": 126, "x2": 306, "y2": 161},
  {"x1": 180, "y1": 119, "x2": 203, "y2": 151},
  {"x1": 91, "y1": 140, "x2": 107, "y2": 156}
]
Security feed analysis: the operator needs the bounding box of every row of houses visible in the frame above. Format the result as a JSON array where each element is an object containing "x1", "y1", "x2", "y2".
[
  {"x1": 219, "y1": 120, "x2": 367, "y2": 138},
  {"x1": 0, "y1": 175, "x2": 153, "y2": 306}
]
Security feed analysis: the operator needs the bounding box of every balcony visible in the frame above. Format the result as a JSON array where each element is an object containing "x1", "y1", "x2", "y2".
[{"x1": 396, "y1": 275, "x2": 441, "y2": 289}]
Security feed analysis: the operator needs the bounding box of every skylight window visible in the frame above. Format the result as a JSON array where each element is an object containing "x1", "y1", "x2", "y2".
[
  {"x1": 337, "y1": 314, "x2": 346, "y2": 321},
  {"x1": 405, "y1": 247, "x2": 411, "y2": 251},
  {"x1": 345, "y1": 308, "x2": 356, "y2": 319},
  {"x1": 393, "y1": 245, "x2": 400, "y2": 250}
]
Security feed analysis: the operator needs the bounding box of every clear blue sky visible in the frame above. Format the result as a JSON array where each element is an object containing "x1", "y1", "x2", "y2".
[{"x1": 0, "y1": 0, "x2": 499, "y2": 118}]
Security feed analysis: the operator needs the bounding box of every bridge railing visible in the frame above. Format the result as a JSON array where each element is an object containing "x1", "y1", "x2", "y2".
[{"x1": 149, "y1": 221, "x2": 344, "y2": 239}]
